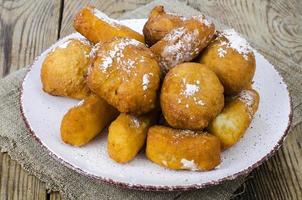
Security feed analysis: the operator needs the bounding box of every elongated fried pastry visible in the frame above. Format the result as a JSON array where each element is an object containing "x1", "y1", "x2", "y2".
[
  {"x1": 41, "y1": 39, "x2": 92, "y2": 99},
  {"x1": 208, "y1": 89, "x2": 260, "y2": 149},
  {"x1": 74, "y1": 6, "x2": 144, "y2": 44},
  {"x1": 146, "y1": 126, "x2": 221, "y2": 171},
  {"x1": 108, "y1": 111, "x2": 158, "y2": 163},
  {"x1": 61, "y1": 94, "x2": 118, "y2": 146}
]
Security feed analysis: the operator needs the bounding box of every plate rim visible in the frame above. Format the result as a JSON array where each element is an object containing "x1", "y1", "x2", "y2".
[{"x1": 19, "y1": 28, "x2": 293, "y2": 192}]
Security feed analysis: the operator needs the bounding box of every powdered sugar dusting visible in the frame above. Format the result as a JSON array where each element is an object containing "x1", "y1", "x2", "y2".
[
  {"x1": 183, "y1": 83, "x2": 199, "y2": 97},
  {"x1": 99, "y1": 38, "x2": 142, "y2": 73},
  {"x1": 191, "y1": 15, "x2": 213, "y2": 27},
  {"x1": 220, "y1": 29, "x2": 253, "y2": 60},
  {"x1": 238, "y1": 90, "x2": 255, "y2": 107},
  {"x1": 218, "y1": 47, "x2": 227, "y2": 58},
  {"x1": 77, "y1": 100, "x2": 85, "y2": 107},
  {"x1": 238, "y1": 90, "x2": 256, "y2": 118},
  {"x1": 92, "y1": 8, "x2": 119, "y2": 26},
  {"x1": 181, "y1": 159, "x2": 198, "y2": 171},
  {"x1": 142, "y1": 73, "x2": 153, "y2": 91},
  {"x1": 130, "y1": 115, "x2": 140, "y2": 128},
  {"x1": 161, "y1": 26, "x2": 201, "y2": 70}
]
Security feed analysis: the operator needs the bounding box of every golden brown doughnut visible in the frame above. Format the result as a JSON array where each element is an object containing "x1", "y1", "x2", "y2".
[
  {"x1": 198, "y1": 29, "x2": 256, "y2": 95},
  {"x1": 87, "y1": 37, "x2": 161, "y2": 114},
  {"x1": 161, "y1": 62, "x2": 224, "y2": 130},
  {"x1": 41, "y1": 39, "x2": 92, "y2": 99}
]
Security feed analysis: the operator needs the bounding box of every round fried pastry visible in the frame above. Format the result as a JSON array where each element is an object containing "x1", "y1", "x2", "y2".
[
  {"x1": 41, "y1": 39, "x2": 92, "y2": 99},
  {"x1": 198, "y1": 29, "x2": 256, "y2": 95},
  {"x1": 87, "y1": 37, "x2": 161, "y2": 114},
  {"x1": 161, "y1": 62, "x2": 224, "y2": 130},
  {"x1": 146, "y1": 125, "x2": 221, "y2": 171}
]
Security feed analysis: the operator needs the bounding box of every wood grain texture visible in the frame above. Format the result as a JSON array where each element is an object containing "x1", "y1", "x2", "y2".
[
  {"x1": 187, "y1": 0, "x2": 302, "y2": 65},
  {"x1": 0, "y1": 0, "x2": 301, "y2": 199},
  {"x1": 0, "y1": 0, "x2": 62, "y2": 77},
  {"x1": 0, "y1": 153, "x2": 47, "y2": 200},
  {"x1": 0, "y1": 0, "x2": 61, "y2": 199}
]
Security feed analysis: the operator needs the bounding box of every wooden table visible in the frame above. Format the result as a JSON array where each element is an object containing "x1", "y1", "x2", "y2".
[{"x1": 0, "y1": 0, "x2": 301, "y2": 199}]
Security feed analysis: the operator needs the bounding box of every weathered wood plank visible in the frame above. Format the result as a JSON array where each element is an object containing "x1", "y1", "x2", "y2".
[
  {"x1": 0, "y1": 0, "x2": 62, "y2": 199},
  {"x1": 49, "y1": 192, "x2": 62, "y2": 200},
  {"x1": 0, "y1": 0, "x2": 62, "y2": 77},
  {"x1": 187, "y1": 0, "x2": 302, "y2": 65},
  {"x1": 0, "y1": 153, "x2": 47, "y2": 200}
]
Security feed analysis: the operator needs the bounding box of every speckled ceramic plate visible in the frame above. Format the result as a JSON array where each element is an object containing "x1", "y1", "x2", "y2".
[{"x1": 20, "y1": 19, "x2": 292, "y2": 191}]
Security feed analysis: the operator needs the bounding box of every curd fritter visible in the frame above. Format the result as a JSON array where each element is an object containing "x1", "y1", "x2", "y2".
[
  {"x1": 150, "y1": 16, "x2": 215, "y2": 72},
  {"x1": 74, "y1": 6, "x2": 144, "y2": 44},
  {"x1": 199, "y1": 29, "x2": 256, "y2": 95},
  {"x1": 161, "y1": 62, "x2": 224, "y2": 130},
  {"x1": 108, "y1": 111, "x2": 158, "y2": 163},
  {"x1": 41, "y1": 39, "x2": 92, "y2": 99},
  {"x1": 61, "y1": 94, "x2": 118, "y2": 146},
  {"x1": 208, "y1": 89, "x2": 259, "y2": 149},
  {"x1": 146, "y1": 126, "x2": 221, "y2": 171},
  {"x1": 143, "y1": 5, "x2": 184, "y2": 46},
  {"x1": 87, "y1": 37, "x2": 161, "y2": 114}
]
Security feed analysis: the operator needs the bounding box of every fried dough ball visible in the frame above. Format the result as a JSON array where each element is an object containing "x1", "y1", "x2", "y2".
[
  {"x1": 74, "y1": 6, "x2": 144, "y2": 44},
  {"x1": 108, "y1": 111, "x2": 158, "y2": 163},
  {"x1": 161, "y1": 63, "x2": 224, "y2": 130},
  {"x1": 198, "y1": 29, "x2": 256, "y2": 95},
  {"x1": 146, "y1": 126, "x2": 221, "y2": 171},
  {"x1": 87, "y1": 37, "x2": 161, "y2": 114},
  {"x1": 41, "y1": 39, "x2": 92, "y2": 99},
  {"x1": 143, "y1": 6, "x2": 184, "y2": 46},
  {"x1": 150, "y1": 17, "x2": 215, "y2": 73},
  {"x1": 61, "y1": 94, "x2": 118, "y2": 146},
  {"x1": 208, "y1": 89, "x2": 260, "y2": 149}
]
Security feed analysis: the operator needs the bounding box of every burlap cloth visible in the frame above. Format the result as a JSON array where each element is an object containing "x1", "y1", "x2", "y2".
[{"x1": 1, "y1": 0, "x2": 301, "y2": 199}]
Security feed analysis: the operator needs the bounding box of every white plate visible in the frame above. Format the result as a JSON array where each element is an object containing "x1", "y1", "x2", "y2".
[{"x1": 20, "y1": 19, "x2": 292, "y2": 190}]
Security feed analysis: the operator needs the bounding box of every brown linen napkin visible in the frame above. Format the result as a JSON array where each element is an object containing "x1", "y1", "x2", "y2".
[{"x1": 1, "y1": 0, "x2": 301, "y2": 199}]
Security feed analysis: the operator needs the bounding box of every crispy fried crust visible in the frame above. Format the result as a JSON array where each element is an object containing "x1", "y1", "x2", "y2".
[
  {"x1": 108, "y1": 111, "x2": 158, "y2": 163},
  {"x1": 87, "y1": 37, "x2": 161, "y2": 114},
  {"x1": 198, "y1": 30, "x2": 256, "y2": 95},
  {"x1": 73, "y1": 6, "x2": 144, "y2": 44},
  {"x1": 61, "y1": 94, "x2": 118, "y2": 146},
  {"x1": 143, "y1": 6, "x2": 184, "y2": 46},
  {"x1": 161, "y1": 62, "x2": 224, "y2": 130},
  {"x1": 41, "y1": 39, "x2": 92, "y2": 99},
  {"x1": 208, "y1": 89, "x2": 260, "y2": 149},
  {"x1": 146, "y1": 125, "x2": 221, "y2": 171},
  {"x1": 150, "y1": 16, "x2": 215, "y2": 73}
]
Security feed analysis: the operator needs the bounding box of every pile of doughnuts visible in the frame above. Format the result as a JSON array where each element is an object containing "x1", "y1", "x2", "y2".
[{"x1": 40, "y1": 5, "x2": 259, "y2": 171}]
